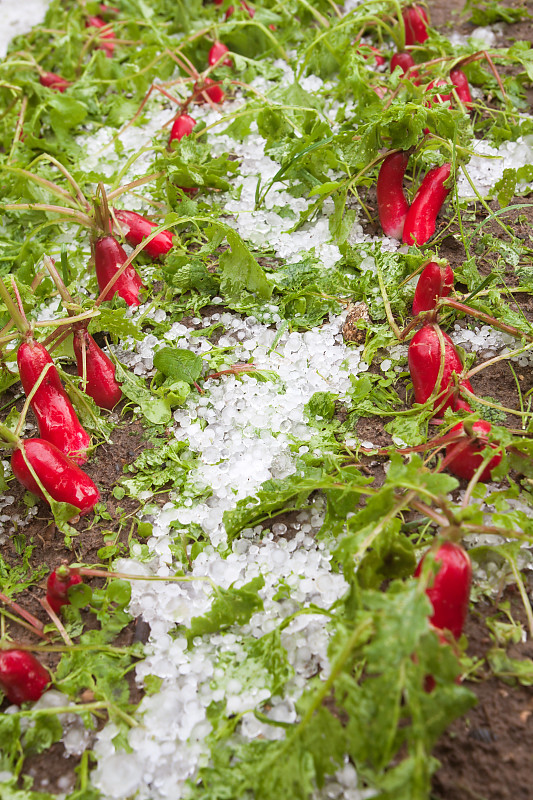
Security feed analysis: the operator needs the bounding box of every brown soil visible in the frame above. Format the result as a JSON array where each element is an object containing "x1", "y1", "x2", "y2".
[{"x1": 432, "y1": 589, "x2": 533, "y2": 800}]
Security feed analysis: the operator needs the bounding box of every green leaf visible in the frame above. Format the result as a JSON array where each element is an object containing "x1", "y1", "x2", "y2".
[
  {"x1": 187, "y1": 576, "x2": 265, "y2": 642},
  {"x1": 487, "y1": 647, "x2": 533, "y2": 685},
  {"x1": 494, "y1": 164, "x2": 533, "y2": 207},
  {"x1": 68, "y1": 583, "x2": 93, "y2": 608},
  {"x1": 23, "y1": 715, "x2": 62, "y2": 755},
  {"x1": 121, "y1": 439, "x2": 197, "y2": 498},
  {"x1": 223, "y1": 467, "x2": 324, "y2": 540},
  {"x1": 153, "y1": 347, "x2": 203, "y2": 384},
  {"x1": 305, "y1": 391, "x2": 336, "y2": 421},
  {"x1": 89, "y1": 308, "x2": 144, "y2": 340},
  {"x1": 113, "y1": 362, "x2": 171, "y2": 425},
  {"x1": 219, "y1": 229, "x2": 273, "y2": 300},
  {"x1": 0, "y1": 715, "x2": 21, "y2": 771},
  {"x1": 106, "y1": 579, "x2": 132, "y2": 607},
  {"x1": 466, "y1": 0, "x2": 531, "y2": 24},
  {"x1": 246, "y1": 628, "x2": 294, "y2": 697}
]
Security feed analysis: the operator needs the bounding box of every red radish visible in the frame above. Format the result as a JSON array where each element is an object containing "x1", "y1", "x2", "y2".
[
  {"x1": 390, "y1": 52, "x2": 419, "y2": 82},
  {"x1": 99, "y1": 3, "x2": 119, "y2": 15},
  {"x1": 225, "y1": 1, "x2": 254, "y2": 18},
  {"x1": 39, "y1": 72, "x2": 70, "y2": 92},
  {"x1": 402, "y1": 5, "x2": 429, "y2": 45},
  {"x1": 197, "y1": 78, "x2": 225, "y2": 104},
  {"x1": 11, "y1": 439, "x2": 99, "y2": 515},
  {"x1": 94, "y1": 235, "x2": 144, "y2": 307},
  {"x1": 376, "y1": 151, "x2": 410, "y2": 239},
  {"x1": 169, "y1": 113, "x2": 196, "y2": 147},
  {"x1": 86, "y1": 15, "x2": 115, "y2": 57},
  {"x1": 412, "y1": 261, "x2": 454, "y2": 315},
  {"x1": 415, "y1": 541, "x2": 472, "y2": 639},
  {"x1": 402, "y1": 162, "x2": 451, "y2": 246},
  {"x1": 167, "y1": 116, "x2": 199, "y2": 194},
  {"x1": 17, "y1": 338, "x2": 91, "y2": 464},
  {"x1": 114, "y1": 209, "x2": 174, "y2": 259},
  {"x1": 425, "y1": 78, "x2": 452, "y2": 105},
  {"x1": 46, "y1": 565, "x2": 83, "y2": 614},
  {"x1": 0, "y1": 650, "x2": 50, "y2": 704},
  {"x1": 73, "y1": 328, "x2": 122, "y2": 410},
  {"x1": 18, "y1": 338, "x2": 64, "y2": 395},
  {"x1": 408, "y1": 324, "x2": 473, "y2": 415},
  {"x1": 208, "y1": 42, "x2": 232, "y2": 67},
  {"x1": 450, "y1": 68, "x2": 473, "y2": 108},
  {"x1": 356, "y1": 44, "x2": 386, "y2": 66},
  {"x1": 446, "y1": 420, "x2": 502, "y2": 481}
]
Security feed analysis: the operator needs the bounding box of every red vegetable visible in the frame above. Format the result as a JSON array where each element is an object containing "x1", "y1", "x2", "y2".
[
  {"x1": 376, "y1": 151, "x2": 410, "y2": 239},
  {"x1": 114, "y1": 209, "x2": 174, "y2": 259},
  {"x1": 39, "y1": 72, "x2": 70, "y2": 92},
  {"x1": 169, "y1": 113, "x2": 196, "y2": 147},
  {"x1": 356, "y1": 44, "x2": 386, "y2": 66},
  {"x1": 390, "y1": 52, "x2": 419, "y2": 82},
  {"x1": 446, "y1": 420, "x2": 502, "y2": 482},
  {"x1": 46, "y1": 565, "x2": 83, "y2": 614},
  {"x1": 11, "y1": 438, "x2": 99, "y2": 515},
  {"x1": 412, "y1": 261, "x2": 454, "y2": 315},
  {"x1": 450, "y1": 68, "x2": 473, "y2": 108},
  {"x1": 99, "y1": 3, "x2": 119, "y2": 16},
  {"x1": 17, "y1": 339, "x2": 91, "y2": 464},
  {"x1": 86, "y1": 15, "x2": 115, "y2": 57},
  {"x1": 0, "y1": 650, "x2": 50, "y2": 704},
  {"x1": 425, "y1": 78, "x2": 452, "y2": 105},
  {"x1": 402, "y1": 162, "x2": 451, "y2": 246},
  {"x1": 73, "y1": 328, "x2": 122, "y2": 410},
  {"x1": 225, "y1": 1, "x2": 254, "y2": 18},
  {"x1": 197, "y1": 78, "x2": 225, "y2": 104},
  {"x1": 408, "y1": 324, "x2": 473, "y2": 415},
  {"x1": 94, "y1": 235, "x2": 144, "y2": 307},
  {"x1": 415, "y1": 541, "x2": 472, "y2": 639},
  {"x1": 402, "y1": 5, "x2": 429, "y2": 46},
  {"x1": 208, "y1": 42, "x2": 232, "y2": 67}
]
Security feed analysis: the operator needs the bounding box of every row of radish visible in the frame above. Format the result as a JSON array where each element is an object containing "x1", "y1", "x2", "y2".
[
  {"x1": 366, "y1": 13, "x2": 506, "y2": 485},
  {"x1": 375, "y1": 7, "x2": 506, "y2": 668},
  {"x1": 3, "y1": 6, "x2": 248, "y2": 525},
  {"x1": 30, "y1": 2, "x2": 472, "y2": 249},
  {"x1": 406, "y1": 258, "x2": 503, "y2": 480},
  {"x1": 0, "y1": 265, "x2": 112, "y2": 516},
  {"x1": 2, "y1": 0, "x2": 225, "y2": 712},
  {"x1": 0, "y1": 531, "x2": 471, "y2": 703},
  {"x1": 0, "y1": 3, "x2": 515, "y2": 707},
  {"x1": 394, "y1": 10, "x2": 505, "y2": 675},
  {"x1": 377, "y1": 151, "x2": 451, "y2": 245},
  {"x1": 0, "y1": 565, "x2": 92, "y2": 703}
]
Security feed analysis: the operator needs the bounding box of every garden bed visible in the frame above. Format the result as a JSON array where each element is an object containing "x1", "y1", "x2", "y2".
[{"x1": 0, "y1": 0, "x2": 533, "y2": 798}]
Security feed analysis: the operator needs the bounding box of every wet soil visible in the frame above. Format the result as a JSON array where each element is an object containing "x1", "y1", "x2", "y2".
[{"x1": 432, "y1": 588, "x2": 533, "y2": 800}]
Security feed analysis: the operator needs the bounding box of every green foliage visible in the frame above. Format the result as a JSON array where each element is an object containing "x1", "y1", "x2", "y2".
[
  {"x1": 0, "y1": 1, "x2": 532, "y2": 798},
  {"x1": 113, "y1": 361, "x2": 172, "y2": 424},
  {"x1": 465, "y1": 0, "x2": 531, "y2": 25},
  {"x1": 494, "y1": 165, "x2": 533, "y2": 206},
  {"x1": 121, "y1": 438, "x2": 198, "y2": 498},
  {"x1": 219, "y1": 228, "x2": 273, "y2": 301},
  {"x1": 187, "y1": 576, "x2": 265, "y2": 643},
  {"x1": 153, "y1": 347, "x2": 203, "y2": 385}
]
